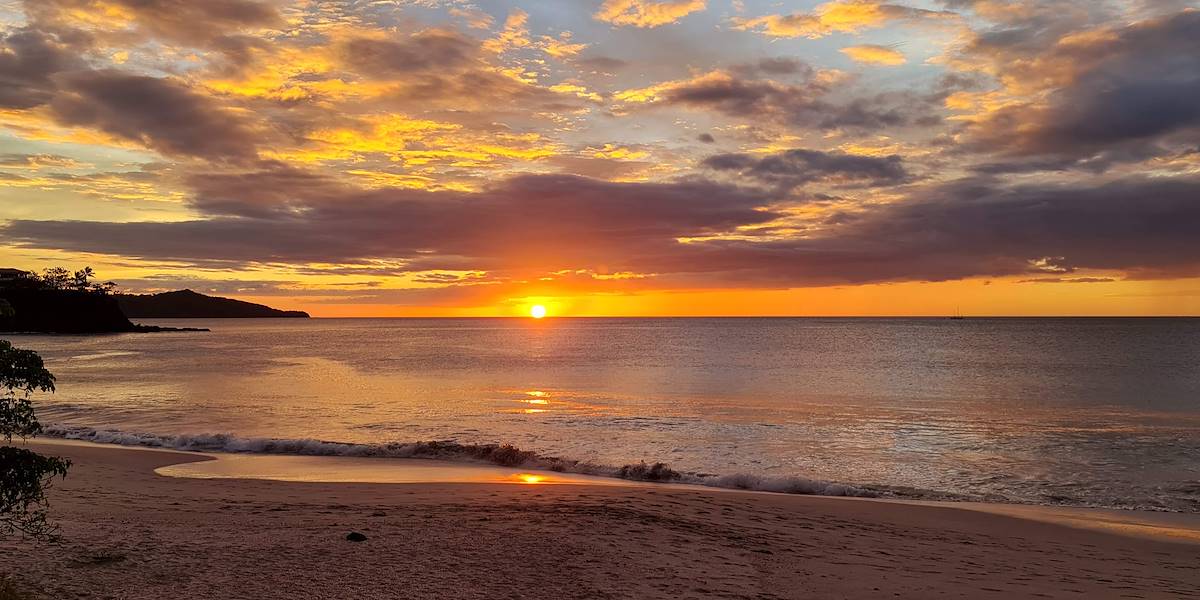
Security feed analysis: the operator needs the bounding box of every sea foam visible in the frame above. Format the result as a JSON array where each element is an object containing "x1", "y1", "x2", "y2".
[{"x1": 43, "y1": 425, "x2": 878, "y2": 498}]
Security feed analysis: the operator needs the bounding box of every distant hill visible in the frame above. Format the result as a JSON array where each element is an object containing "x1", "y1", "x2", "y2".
[{"x1": 117, "y1": 289, "x2": 310, "y2": 319}]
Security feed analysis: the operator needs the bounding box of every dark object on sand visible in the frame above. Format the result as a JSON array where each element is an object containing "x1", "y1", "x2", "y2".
[{"x1": 346, "y1": 532, "x2": 368, "y2": 542}]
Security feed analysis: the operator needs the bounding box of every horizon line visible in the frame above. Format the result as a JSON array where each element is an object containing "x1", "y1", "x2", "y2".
[{"x1": 165, "y1": 315, "x2": 1200, "y2": 319}]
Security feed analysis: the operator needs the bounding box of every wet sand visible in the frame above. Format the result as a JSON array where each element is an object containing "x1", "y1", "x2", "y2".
[{"x1": 2, "y1": 440, "x2": 1198, "y2": 599}]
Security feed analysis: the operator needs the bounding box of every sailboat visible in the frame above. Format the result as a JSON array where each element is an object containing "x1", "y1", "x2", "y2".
[{"x1": 949, "y1": 306, "x2": 965, "y2": 320}]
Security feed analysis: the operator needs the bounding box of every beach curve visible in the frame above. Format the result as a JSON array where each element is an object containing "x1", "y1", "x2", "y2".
[{"x1": 2, "y1": 439, "x2": 1198, "y2": 599}]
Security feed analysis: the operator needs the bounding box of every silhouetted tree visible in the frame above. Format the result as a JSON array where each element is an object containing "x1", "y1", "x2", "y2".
[
  {"x1": 37, "y1": 267, "x2": 72, "y2": 291},
  {"x1": 62, "y1": 267, "x2": 116, "y2": 295},
  {"x1": 0, "y1": 340, "x2": 69, "y2": 539},
  {"x1": 2, "y1": 267, "x2": 117, "y2": 295},
  {"x1": 71, "y1": 267, "x2": 95, "y2": 292}
]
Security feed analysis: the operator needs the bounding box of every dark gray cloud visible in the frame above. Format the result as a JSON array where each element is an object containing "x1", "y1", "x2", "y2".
[
  {"x1": 339, "y1": 29, "x2": 479, "y2": 78},
  {"x1": 0, "y1": 27, "x2": 82, "y2": 109},
  {"x1": 577, "y1": 56, "x2": 628, "y2": 72},
  {"x1": 5, "y1": 171, "x2": 1200, "y2": 287},
  {"x1": 48, "y1": 71, "x2": 261, "y2": 160},
  {"x1": 2, "y1": 172, "x2": 779, "y2": 272},
  {"x1": 0, "y1": 24, "x2": 262, "y2": 161},
  {"x1": 24, "y1": 0, "x2": 281, "y2": 47},
  {"x1": 731, "y1": 57, "x2": 814, "y2": 79},
  {"x1": 714, "y1": 175, "x2": 1200, "y2": 284},
  {"x1": 327, "y1": 30, "x2": 590, "y2": 113},
  {"x1": 962, "y1": 9, "x2": 1200, "y2": 167},
  {"x1": 650, "y1": 71, "x2": 939, "y2": 132},
  {"x1": 703, "y1": 149, "x2": 910, "y2": 190},
  {"x1": 546, "y1": 155, "x2": 654, "y2": 180},
  {"x1": 184, "y1": 162, "x2": 351, "y2": 217}
]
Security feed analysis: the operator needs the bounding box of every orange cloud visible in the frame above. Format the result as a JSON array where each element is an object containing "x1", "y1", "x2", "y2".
[
  {"x1": 595, "y1": 0, "x2": 706, "y2": 28},
  {"x1": 483, "y1": 9, "x2": 532, "y2": 53},
  {"x1": 840, "y1": 44, "x2": 906, "y2": 65},
  {"x1": 539, "y1": 31, "x2": 588, "y2": 59},
  {"x1": 734, "y1": 0, "x2": 948, "y2": 39}
]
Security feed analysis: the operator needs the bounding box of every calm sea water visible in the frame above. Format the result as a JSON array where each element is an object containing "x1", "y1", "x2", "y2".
[{"x1": 7, "y1": 318, "x2": 1200, "y2": 510}]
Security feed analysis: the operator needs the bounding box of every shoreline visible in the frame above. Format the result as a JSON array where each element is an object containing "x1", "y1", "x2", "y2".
[
  {"x1": 39, "y1": 430, "x2": 1200, "y2": 515},
  {"x1": 4, "y1": 440, "x2": 1199, "y2": 599},
  {"x1": 36, "y1": 438, "x2": 1200, "y2": 546}
]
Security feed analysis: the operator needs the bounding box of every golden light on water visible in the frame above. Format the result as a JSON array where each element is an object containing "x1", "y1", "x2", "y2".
[
  {"x1": 530, "y1": 304, "x2": 547, "y2": 319},
  {"x1": 520, "y1": 391, "x2": 549, "y2": 413}
]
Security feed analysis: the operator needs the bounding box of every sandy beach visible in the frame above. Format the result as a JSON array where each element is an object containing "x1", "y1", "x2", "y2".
[{"x1": 1, "y1": 441, "x2": 1198, "y2": 599}]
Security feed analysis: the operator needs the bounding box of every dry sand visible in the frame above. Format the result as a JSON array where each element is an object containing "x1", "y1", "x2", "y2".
[{"x1": 2, "y1": 440, "x2": 1198, "y2": 599}]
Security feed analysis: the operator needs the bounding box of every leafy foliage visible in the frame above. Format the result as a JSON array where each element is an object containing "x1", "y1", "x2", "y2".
[
  {"x1": 0, "y1": 342, "x2": 55, "y2": 397},
  {"x1": 0, "y1": 340, "x2": 68, "y2": 540},
  {"x1": 35, "y1": 267, "x2": 72, "y2": 291},
  {"x1": 0, "y1": 447, "x2": 69, "y2": 538},
  {"x1": 40, "y1": 267, "x2": 118, "y2": 295},
  {"x1": 0, "y1": 341, "x2": 54, "y2": 442},
  {"x1": 1, "y1": 266, "x2": 116, "y2": 295}
]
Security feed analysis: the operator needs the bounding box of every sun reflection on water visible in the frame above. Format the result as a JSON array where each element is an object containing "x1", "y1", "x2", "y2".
[
  {"x1": 519, "y1": 390, "x2": 551, "y2": 412},
  {"x1": 499, "y1": 388, "x2": 610, "y2": 417}
]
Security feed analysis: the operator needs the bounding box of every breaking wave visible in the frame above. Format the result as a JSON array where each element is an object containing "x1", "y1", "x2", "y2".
[{"x1": 44, "y1": 425, "x2": 877, "y2": 498}]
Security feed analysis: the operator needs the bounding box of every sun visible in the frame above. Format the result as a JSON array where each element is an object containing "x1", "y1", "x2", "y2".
[{"x1": 530, "y1": 304, "x2": 547, "y2": 319}]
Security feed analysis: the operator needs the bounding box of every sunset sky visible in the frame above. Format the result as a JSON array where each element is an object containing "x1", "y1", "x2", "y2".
[{"x1": 1, "y1": 0, "x2": 1197, "y2": 316}]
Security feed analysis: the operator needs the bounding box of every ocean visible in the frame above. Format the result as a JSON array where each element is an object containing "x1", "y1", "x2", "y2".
[{"x1": 7, "y1": 317, "x2": 1200, "y2": 511}]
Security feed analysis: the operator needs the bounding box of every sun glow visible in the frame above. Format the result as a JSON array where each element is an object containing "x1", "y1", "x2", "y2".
[
  {"x1": 515, "y1": 473, "x2": 545, "y2": 484},
  {"x1": 530, "y1": 304, "x2": 547, "y2": 319}
]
